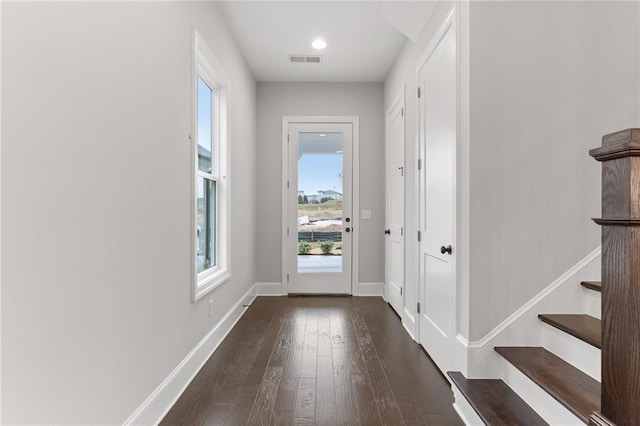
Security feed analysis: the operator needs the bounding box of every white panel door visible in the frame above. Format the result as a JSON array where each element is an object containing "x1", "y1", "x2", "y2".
[
  {"x1": 287, "y1": 123, "x2": 353, "y2": 294},
  {"x1": 418, "y1": 24, "x2": 456, "y2": 374},
  {"x1": 386, "y1": 93, "x2": 405, "y2": 316}
]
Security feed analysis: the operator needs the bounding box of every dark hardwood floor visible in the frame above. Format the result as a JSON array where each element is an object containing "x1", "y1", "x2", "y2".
[{"x1": 161, "y1": 296, "x2": 463, "y2": 425}]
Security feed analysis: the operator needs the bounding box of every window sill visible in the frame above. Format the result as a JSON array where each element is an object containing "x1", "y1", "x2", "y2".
[{"x1": 194, "y1": 269, "x2": 231, "y2": 302}]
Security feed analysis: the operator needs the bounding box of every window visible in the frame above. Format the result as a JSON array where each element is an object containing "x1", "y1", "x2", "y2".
[{"x1": 193, "y1": 30, "x2": 230, "y2": 301}]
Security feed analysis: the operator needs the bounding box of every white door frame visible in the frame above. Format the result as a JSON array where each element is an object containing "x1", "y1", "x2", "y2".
[
  {"x1": 385, "y1": 87, "x2": 406, "y2": 313},
  {"x1": 415, "y1": 9, "x2": 458, "y2": 364},
  {"x1": 281, "y1": 116, "x2": 360, "y2": 295}
]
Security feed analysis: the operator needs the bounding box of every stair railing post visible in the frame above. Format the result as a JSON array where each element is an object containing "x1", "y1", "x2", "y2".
[{"x1": 589, "y1": 129, "x2": 640, "y2": 426}]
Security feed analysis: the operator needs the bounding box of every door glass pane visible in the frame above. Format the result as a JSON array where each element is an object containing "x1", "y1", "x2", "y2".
[
  {"x1": 197, "y1": 76, "x2": 213, "y2": 174},
  {"x1": 297, "y1": 132, "x2": 343, "y2": 273},
  {"x1": 197, "y1": 176, "x2": 216, "y2": 273}
]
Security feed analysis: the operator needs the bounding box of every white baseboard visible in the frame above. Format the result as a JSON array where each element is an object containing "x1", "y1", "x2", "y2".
[
  {"x1": 357, "y1": 282, "x2": 384, "y2": 296},
  {"x1": 253, "y1": 282, "x2": 384, "y2": 297},
  {"x1": 255, "y1": 282, "x2": 283, "y2": 296},
  {"x1": 464, "y1": 247, "x2": 601, "y2": 378},
  {"x1": 402, "y1": 307, "x2": 417, "y2": 341},
  {"x1": 455, "y1": 334, "x2": 470, "y2": 377},
  {"x1": 123, "y1": 284, "x2": 257, "y2": 425}
]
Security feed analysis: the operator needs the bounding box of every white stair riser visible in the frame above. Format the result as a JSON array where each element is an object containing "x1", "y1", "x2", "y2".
[
  {"x1": 452, "y1": 388, "x2": 485, "y2": 426},
  {"x1": 499, "y1": 358, "x2": 584, "y2": 425},
  {"x1": 585, "y1": 289, "x2": 601, "y2": 319},
  {"x1": 541, "y1": 322, "x2": 601, "y2": 381}
]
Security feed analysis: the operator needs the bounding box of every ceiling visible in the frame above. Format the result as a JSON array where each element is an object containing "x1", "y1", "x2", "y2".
[
  {"x1": 299, "y1": 132, "x2": 343, "y2": 156},
  {"x1": 218, "y1": 2, "x2": 435, "y2": 82}
]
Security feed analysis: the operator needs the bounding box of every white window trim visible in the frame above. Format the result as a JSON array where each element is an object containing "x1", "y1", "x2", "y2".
[{"x1": 192, "y1": 30, "x2": 231, "y2": 302}]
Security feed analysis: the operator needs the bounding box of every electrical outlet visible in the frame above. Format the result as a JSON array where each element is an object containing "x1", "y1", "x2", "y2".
[{"x1": 209, "y1": 300, "x2": 215, "y2": 318}]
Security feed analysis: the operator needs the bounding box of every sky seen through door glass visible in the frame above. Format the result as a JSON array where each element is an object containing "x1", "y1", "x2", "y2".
[{"x1": 298, "y1": 154, "x2": 342, "y2": 194}]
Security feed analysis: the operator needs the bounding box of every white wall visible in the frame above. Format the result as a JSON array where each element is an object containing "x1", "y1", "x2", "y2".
[
  {"x1": 1, "y1": 2, "x2": 256, "y2": 424},
  {"x1": 468, "y1": 1, "x2": 640, "y2": 340},
  {"x1": 256, "y1": 82, "x2": 385, "y2": 285}
]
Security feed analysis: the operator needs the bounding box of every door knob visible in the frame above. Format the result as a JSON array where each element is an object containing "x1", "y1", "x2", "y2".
[
  {"x1": 384, "y1": 229, "x2": 391, "y2": 235},
  {"x1": 345, "y1": 217, "x2": 351, "y2": 223},
  {"x1": 345, "y1": 227, "x2": 351, "y2": 233},
  {"x1": 440, "y1": 245, "x2": 452, "y2": 255}
]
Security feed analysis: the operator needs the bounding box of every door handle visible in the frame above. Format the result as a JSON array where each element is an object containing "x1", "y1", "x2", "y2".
[
  {"x1": 345, "y1": 227, "x2": 351, "y2": 233},
  {"x1": 384, "y1": 229, "x2": 391, "y2": 235},
  {"x1": 345, "y1": 217, "x2": 351, "y2": 223},
  {"x1": 440, "y1": 245, "x2": 452, "y2": 255}
]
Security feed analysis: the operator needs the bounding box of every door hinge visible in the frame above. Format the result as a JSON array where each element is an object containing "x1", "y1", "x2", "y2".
[
  {"x1": 401, "y1": 227, "x2": 404, "y2": 236},
  {"x1": 287, "y1": 227, "x2": 289, "y2": 236},
  {"x1": 400, "y1": 287, "x2": 403, "y2": 296},
  {"x1": 418, "y1": 159, "x2": 422, "y2": 170},
  {"x1": 417, "y1": 87, "x2": 421, "y2": 98},
  {"x1": 401, "y1": 107, "x2": 404, "y2": 117},
  {"x1": 287, "y1": 273, "x2": 290, "y2": 282},
  {"x1": 417, "y1": 302, "x2": 421, "y2": 314},
  {"x1": 287, "y1": 180, "x2": 290, "y2": 189},
  {"x1": 287, "y1": 134, "x2": 290, "y2": 143},
  {"x1": 417, "y1": 231, "x2": 421, "y2": 242}
]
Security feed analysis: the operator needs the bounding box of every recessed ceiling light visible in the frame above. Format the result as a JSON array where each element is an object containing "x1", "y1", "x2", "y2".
[
  {"x1": 336, "y1": 150, "x2": 343, "y2": 154},
  {"x1": 319, "y1": 134, "x2": 326, "y2": 137},
  {"x1": 312, "y1": 39, "x2": 327, "y2": 50}
]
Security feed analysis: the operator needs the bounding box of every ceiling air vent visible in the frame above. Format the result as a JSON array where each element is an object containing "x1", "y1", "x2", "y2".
[{"x1": 289, "y1": 55, "x2": 322, "y2": 64}]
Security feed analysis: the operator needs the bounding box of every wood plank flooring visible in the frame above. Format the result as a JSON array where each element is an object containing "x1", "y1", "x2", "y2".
[{"x1": 161, "y1": 296, "x2": 463, "y2": 425}]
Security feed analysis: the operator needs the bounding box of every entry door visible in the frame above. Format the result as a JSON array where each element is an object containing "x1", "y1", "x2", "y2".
[
  {"x1": 418, "y1": 24, "x2": 456, "y2": 374},
  {"x1": 287, "y1": 123, "x2": 353, "y2": 294},
  {"x1": 386, "y1": 93, "x2": 405, "y2": 316}
]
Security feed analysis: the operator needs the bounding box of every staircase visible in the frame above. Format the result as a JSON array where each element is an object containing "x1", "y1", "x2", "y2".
[
  {"x1": 449, "y1": 129, "x2": 640, "y2": 425},
  {"x1": 449, "y1": 280, "x2": 602, "y2": 425}
]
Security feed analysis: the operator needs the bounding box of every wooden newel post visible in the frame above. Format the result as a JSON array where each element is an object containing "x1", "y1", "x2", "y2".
[{"x1": 589, "y1": 129, "x2": 640, "y2": 426}]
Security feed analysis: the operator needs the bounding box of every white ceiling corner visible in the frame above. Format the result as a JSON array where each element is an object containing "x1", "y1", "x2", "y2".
[{"x1": 379, "y1": 1, "x2": 437, "y2": 42}]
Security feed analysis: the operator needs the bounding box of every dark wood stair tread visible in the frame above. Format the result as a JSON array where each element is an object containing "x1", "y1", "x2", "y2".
[
  {"x1": 448, "y1": 371, "x2": 548, "y2": 425},
  {"x1": 538, "y1": 314, "x2": 601, "y2": 349},
  {"x1": 494, "y1": 346, "x2": 600, "y2": 424},
  {"x1": 581, "y1": 281, "x2": 602, "y2": 292}
]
